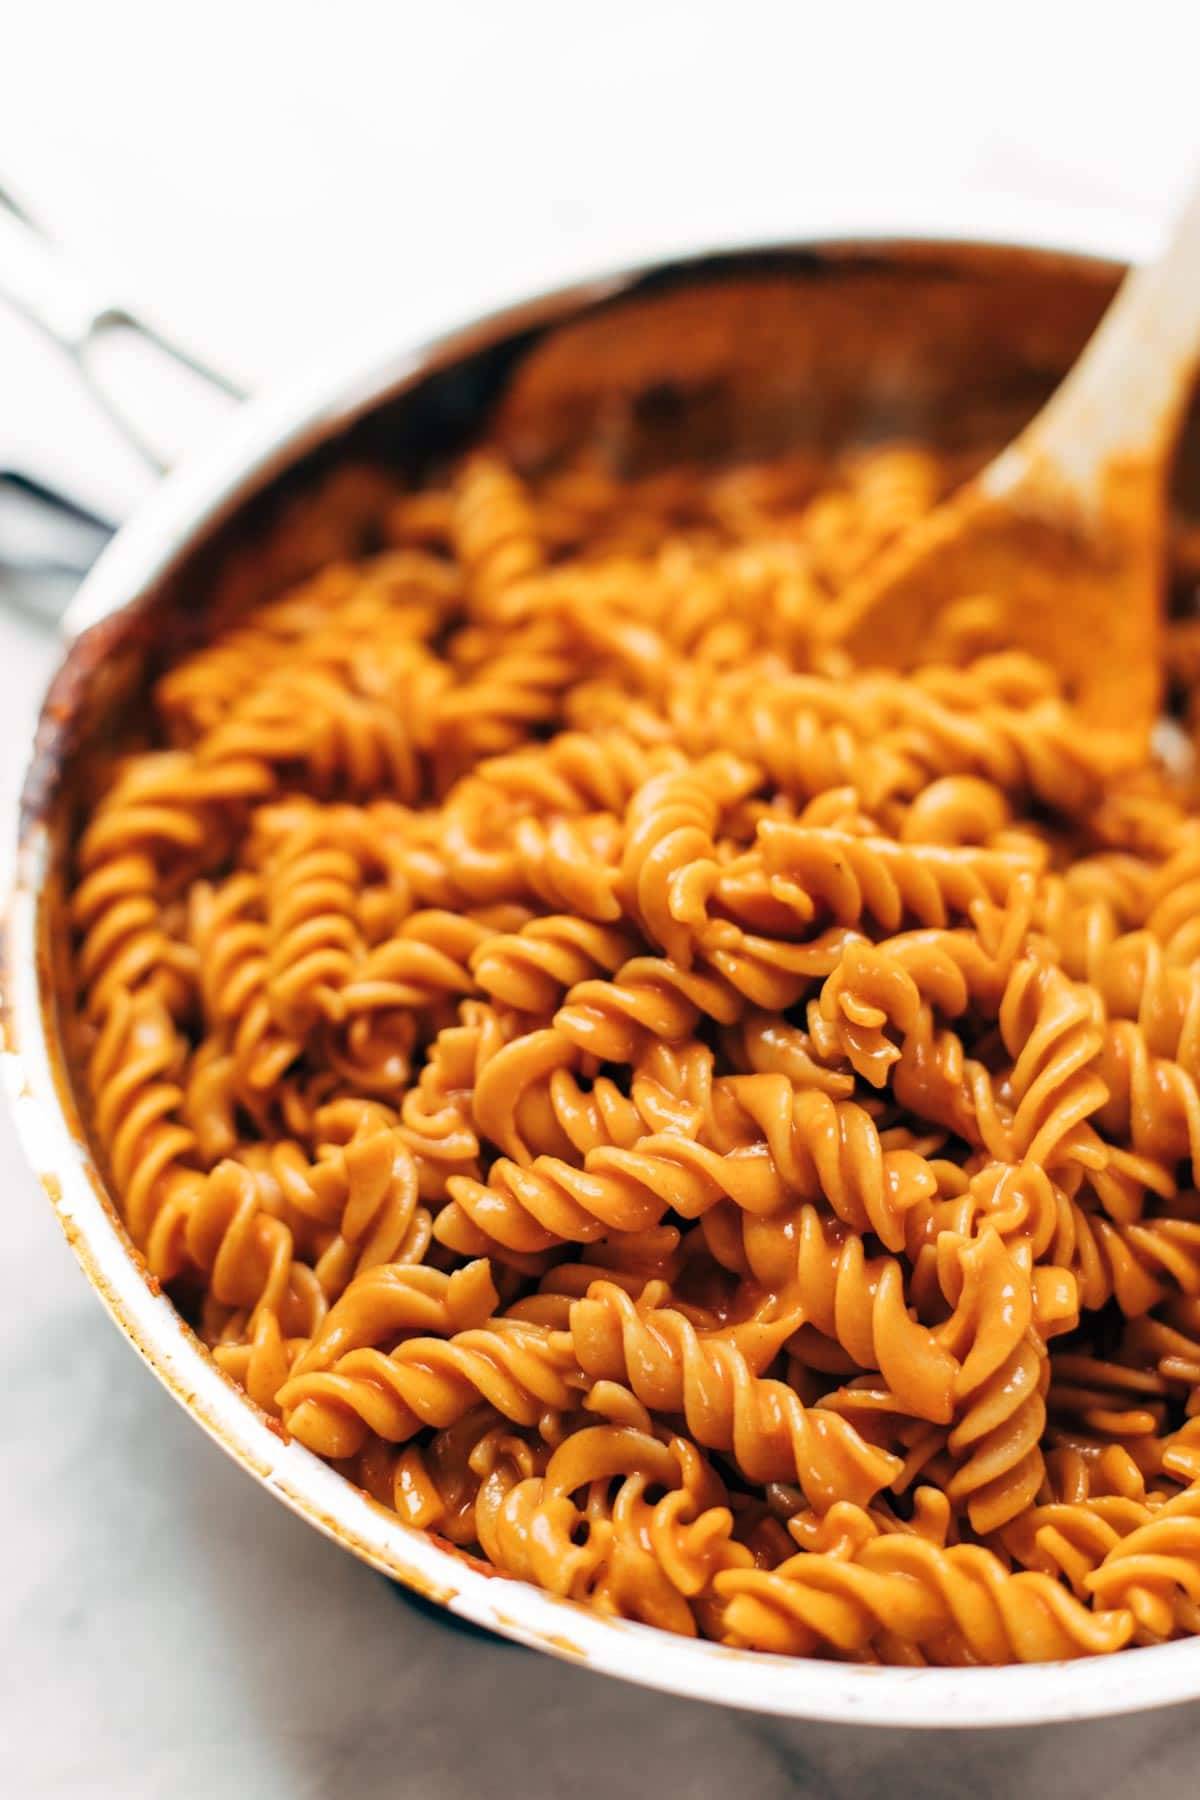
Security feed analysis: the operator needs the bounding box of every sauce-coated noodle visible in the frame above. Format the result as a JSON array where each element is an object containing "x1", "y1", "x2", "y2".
[{"x1": 69, "y1": 443, "x2": 1200, "y2": 1663}]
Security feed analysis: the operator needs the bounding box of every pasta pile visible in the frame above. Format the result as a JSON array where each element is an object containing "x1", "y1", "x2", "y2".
[{"x1": 69, "y1": 437, "x2": 1200, "y2": 1666}]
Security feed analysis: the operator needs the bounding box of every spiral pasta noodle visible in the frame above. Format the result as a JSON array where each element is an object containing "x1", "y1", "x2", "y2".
[{"x1": 67, "y1": 433, "x2": 1200, "y2": 1666}]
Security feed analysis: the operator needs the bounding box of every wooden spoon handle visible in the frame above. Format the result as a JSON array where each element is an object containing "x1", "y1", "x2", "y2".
[{"x1": 984, "y1": 176, "x2": 1200, "y2": 509}]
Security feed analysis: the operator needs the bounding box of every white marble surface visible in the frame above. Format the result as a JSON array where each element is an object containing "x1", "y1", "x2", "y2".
[{"x1": 7, "y1": 5, "x2": 1200, "y2": 1792}]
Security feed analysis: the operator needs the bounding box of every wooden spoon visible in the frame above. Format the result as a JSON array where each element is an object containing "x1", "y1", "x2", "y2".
[{"x1": 820, "y1": 183, "x2": 1200, "y2": 736}]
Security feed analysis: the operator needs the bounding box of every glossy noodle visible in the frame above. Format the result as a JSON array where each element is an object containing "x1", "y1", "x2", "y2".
[{"x1": 67, "y1": 439, "x2": 1200, "y2": 1665}]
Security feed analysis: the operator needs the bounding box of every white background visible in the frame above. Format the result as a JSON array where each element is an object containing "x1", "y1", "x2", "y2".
[{"x1": 5, "y1": 4, "x2": 1200, "y2": 1794}]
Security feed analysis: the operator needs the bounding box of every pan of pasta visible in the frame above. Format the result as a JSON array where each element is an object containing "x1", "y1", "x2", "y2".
[{"x1": 9, "y1": 233, "x2": 1200, "y2": 1726}]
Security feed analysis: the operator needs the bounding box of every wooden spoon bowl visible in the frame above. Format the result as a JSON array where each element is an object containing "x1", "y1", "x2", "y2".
[{"x1": 819, "y1": 183, "x2": 1200, "y2": 739}]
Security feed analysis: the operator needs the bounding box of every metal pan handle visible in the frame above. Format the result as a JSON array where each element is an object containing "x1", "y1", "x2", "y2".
[{"x1": 0, "y1": 181, "x2": 247, "y2": 619}]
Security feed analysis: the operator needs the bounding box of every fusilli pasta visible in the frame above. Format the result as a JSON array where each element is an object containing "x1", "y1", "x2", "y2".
[{"x1": 68, "y1": 435, "x2": 1200, "y2": 1666}]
